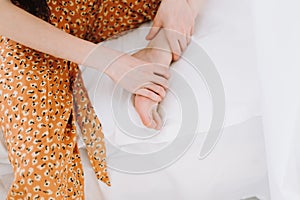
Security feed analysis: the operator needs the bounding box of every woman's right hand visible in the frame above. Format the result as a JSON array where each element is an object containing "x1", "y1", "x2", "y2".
[{"x1": 83, "y1": 45, "x2": 170, "y2": 102}]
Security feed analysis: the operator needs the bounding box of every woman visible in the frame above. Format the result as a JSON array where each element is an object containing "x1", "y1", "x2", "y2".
[{"x1": 0, "y1": 0, "x2": 202, "y2": 199}]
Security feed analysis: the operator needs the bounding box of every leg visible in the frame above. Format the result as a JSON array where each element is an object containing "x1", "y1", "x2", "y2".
[
  {"x1": 87, "y1": 0, "x2": 162, "y2": 43},
  {"x1": 132, "y1": 28, "x2": 172, "y2": 129},
  {"x1": 2, "y1": 115, "x2": 84, "y2": 199},
  {"x1": 87, "y1": 0, "x2": 174, "y2": 129},
  {"x1": 0, "y1": 39, "x2": 84, "y2": 199}
]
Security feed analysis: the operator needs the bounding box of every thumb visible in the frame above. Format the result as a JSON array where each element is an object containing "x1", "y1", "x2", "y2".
[{"x1": 146, "y1": 20, "x2": 162, "y2": 40}]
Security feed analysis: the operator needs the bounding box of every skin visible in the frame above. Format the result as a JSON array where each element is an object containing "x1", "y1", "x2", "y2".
[
  {"x1": 133, "y1": 30, "x2": 172, "y2": 130},
  {"x1": 146, "y1": 0, "x2": 205, "y2": 61},
  {"x1": 0, "y1": 0, "x2": 169, "y2": 102},
  {"x1": 135, "y1": 0, "x2": 205, "y2": 129},
  {"x1": 0, "y1": 0, "x2": 205, "y2": 130}
]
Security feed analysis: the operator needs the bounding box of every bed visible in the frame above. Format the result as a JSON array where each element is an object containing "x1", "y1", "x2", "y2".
[
  {"x1": 0, "y1": 0, "x2": 271, "y2": 199},
  {"x1": 79, "y1": 0, "x2": 270, "y2": 199}
]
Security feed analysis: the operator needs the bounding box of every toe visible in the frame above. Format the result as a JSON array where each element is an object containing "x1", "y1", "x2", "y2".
[
  {"x1": 153, "y1": 107, "x2": 163, "y2": 130},
  {"x1": 134, "y1": 98, "x2": 155, "y2": 128}
]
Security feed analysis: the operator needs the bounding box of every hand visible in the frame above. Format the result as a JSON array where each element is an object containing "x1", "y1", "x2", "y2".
[
  {"x1": 146, "y1": 0, "x2": 195, "y2": 61},
  {"x1": 131, "y1": 41, "x2": 172, "y2": 103},
  {"x1": 83, "y1": 44, "x2": 170, "y2": 102},
  {"x1": 105, "y1": 53, "x2": 170, "y2": 102}
]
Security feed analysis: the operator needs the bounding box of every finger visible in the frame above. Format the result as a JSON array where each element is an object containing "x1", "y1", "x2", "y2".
[
  {"x1": 187, "y1": 35, "x2": 191, "y2": 45},
  {"x1": 178, "y1": 34, "x2": 188, "y2": 52},
  {"x1": 151, "y1": 75, "x2": 169, "y2": 89},
  {"x1": 144, "y1": 84, "x2": 166, "y2": 99},
  {"x1": 190, "y1": 25, "x2": 195, "y2": 36},
  {"x1": 153, "y1": 107, "x2": 163, "y2": 130},
  {"x1": 153, "y1": 65, "x2": 171, "y2": 79},
  {"x1": 170, "y1": 40, "x2": 181, "y2": 61},
  {"x1": 187, "y1": 30, "x2": 192, "y2": 44},
  {"x1": 135, "y1": 88, "x2": 162, "y2": 102},
  {"x1": 168, "y1": 37, "x2": 181, "y2": 61},
  {"x1": 131, "y1": 94, "x2": 136, "y2": 107},
  {"x1": 164, "y1": 30, "x2": 182, "y2": 61},
  {"x1": 146, "y1": 20, "x2": 162, "y2": 40}
]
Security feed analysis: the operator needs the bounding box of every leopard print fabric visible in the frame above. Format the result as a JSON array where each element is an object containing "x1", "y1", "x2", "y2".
[{"x1": 0, "y1": 0, "x2": 161, "y2": 199}]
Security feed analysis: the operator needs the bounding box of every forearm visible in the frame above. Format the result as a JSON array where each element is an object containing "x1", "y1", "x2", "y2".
[
  {"x1": 0, "y1": 0, "x2": 95, "y2": 65},
  {"x1": 187, "y1": 0, "x2": 206, "y2": 18}
]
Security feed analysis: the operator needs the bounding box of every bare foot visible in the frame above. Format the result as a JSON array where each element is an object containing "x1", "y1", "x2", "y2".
[
  {"x1": 132, "y1": 48, "x2": 172, "y2": 130},
  {"x1": 133, "y1": 47, "x2": 172, "y2": 67},
  {"x1": 133, "y1": 94, "x2": 163, "y2": 130}
]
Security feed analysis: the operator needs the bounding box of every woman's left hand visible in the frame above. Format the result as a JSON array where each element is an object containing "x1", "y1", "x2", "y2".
[{"x1": 146, "y1": 0, "x2": 195, "y2": 61}]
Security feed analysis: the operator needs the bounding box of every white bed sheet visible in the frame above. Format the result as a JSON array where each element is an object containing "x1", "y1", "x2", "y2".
[
  {"x1": 253, "y1": 1, "x2": 300, "y2": 199},
  {"x1": 79, "y1": 0, "x2": 270, "y2": 199},
  {"x1": 82, "y1": 117, "x2": 269, "y2": 200},
  {"x1": 0, "y1": 0, "x2": 271, "y2": 199}
]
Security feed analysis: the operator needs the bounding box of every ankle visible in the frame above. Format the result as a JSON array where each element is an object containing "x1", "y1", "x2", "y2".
[{"x1": 146, "y1": 47, "x2": 172, "y2": 66}]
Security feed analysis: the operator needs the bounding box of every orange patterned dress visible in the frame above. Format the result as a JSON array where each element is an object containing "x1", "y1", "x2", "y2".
[{"x1": 0, "y1": 0, "x2": 160, "y2": 199}]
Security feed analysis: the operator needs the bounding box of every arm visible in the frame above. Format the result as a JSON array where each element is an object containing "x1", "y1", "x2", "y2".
[
  {"x1": 187, "y1": 0, "x2": 206, "y2": 19},
  {"x1": 146, "y1": 0, "x2": 204, "y2": 61},
  {"x1": 0, "y1": 0, "x2": 95, "y2": 65},
  {"x1": 0, "y1": 0, "x2": 169, "y2": 101},
  {"x1": 0, "y1": 0, "x2": 156, "y2": 73},
  {"x1": 0, "y1": 0, "x2": 128, "y2": 78}
]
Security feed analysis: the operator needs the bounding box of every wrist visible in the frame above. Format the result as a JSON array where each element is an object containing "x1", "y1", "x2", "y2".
[
  {"x1": 103, "y1": 50, "x2": 129, "y2": 81},
  {"x1": 77, "y1": 41, "x2": 97, "y2": 65},
  {"x1": 81, "y1": 43, "x2": 125, "y2": 77}
]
